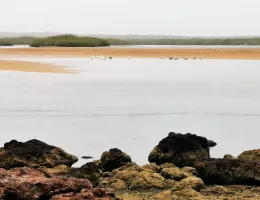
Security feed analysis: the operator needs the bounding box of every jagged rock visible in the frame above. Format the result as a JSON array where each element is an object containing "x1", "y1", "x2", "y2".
[
  {"x1": 238, "y1": 149, "x2": 260, "y2": 161},
  {"x1": 100, "y1": 148, "x2": 132, "y2": 172},
  {"x1": 223, "y1": 154, "x2": 236, "y2": 159},
  {"x1": 0, "y1": 139, "x2": 78, "y2": 169},
  {"x1": 194, "y1": 159, "x2": 260, "y2": 185},
  {"x1": 0, "y1": 167, "x2": 92, "y2": 200},
  {"x1": 51, "y1": 188, "x2": 115, "y2": 200},
  {"x1": 148, "y1": 132, "x2": 213, "y2": 167}
]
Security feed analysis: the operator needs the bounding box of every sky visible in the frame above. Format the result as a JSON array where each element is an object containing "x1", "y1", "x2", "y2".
[{"x1": 1, "y1": 0, "x2": 259, "y2": 36}]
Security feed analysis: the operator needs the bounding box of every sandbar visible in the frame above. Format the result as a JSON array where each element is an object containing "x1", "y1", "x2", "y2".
[
  {"x1": 0, "y1": 60, "x2": 72, "y2": 74},
  {"x1": 0, "y1": 47, "x2": 260, "y2": 60}
]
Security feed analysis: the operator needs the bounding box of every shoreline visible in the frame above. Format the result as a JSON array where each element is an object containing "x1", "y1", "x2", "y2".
[
  {"x1": 0, "y1": 47, "x2": 260, "y2": 60},
  {"x1": 0, "y1": 60, "x2": 74, "y2": 74}
]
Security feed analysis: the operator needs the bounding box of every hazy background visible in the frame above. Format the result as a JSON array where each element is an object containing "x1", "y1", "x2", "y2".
[{"x1": 1, "y1": 0, "x2": 259, "y2": 36}]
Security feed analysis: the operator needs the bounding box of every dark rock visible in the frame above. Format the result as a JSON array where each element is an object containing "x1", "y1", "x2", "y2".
[
  {"x1": 68, "y1": 162, "x2": 102, "y2": 187},
  {"x1": 148, "y1": 132, "x2": 211, "y2": 167},
  {"x1": 194, "y1": 158, "x2": 260, "y2": 185},
  {"x1": 0, "y1": 167, "x2": 92, "y2": 200},
  {"x1": 223, "y1": 154, "x2": 236, "y2": 159},
  {"x1": 0, "y1": 139, "x2": 78, "y2": 169},
  {"x1": 100, "y1": 148, "x2": 132, "y2": 172},
  {"x1": 51, "y1": 188, "x2": 115, "y2": 200},
  {"x1": 208, "y1": 140, "x2": 217, "y2": 148},
  {"x1": 81, "y1": 156, "x2": 94, "y2": 159}
]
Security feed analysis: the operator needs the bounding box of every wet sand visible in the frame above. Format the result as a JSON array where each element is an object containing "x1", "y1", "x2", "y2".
[
  {"x1": 1, "y1": 47, "x2": 260, "y2": 59},
  {"x1": 0, "y1": 60, "x2": 73, "y2": 73}
]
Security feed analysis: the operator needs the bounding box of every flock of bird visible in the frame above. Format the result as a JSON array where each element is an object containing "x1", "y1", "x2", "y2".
[
  {"x1": 88, "y1": 54, "x2": 202, "y2": 60},
  {"x1": 89, "y1": 54, "x2": 130, "y2": 60},
  {"x1": 160, "y1": 56, "x2": 203, "y2": 60}
]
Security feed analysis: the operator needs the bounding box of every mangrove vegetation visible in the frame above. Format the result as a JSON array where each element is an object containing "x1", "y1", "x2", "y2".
[
  {"x1": 1, "y1": 35, "x2": 260, "y2": 46},
  {"x1": 30, "y1": 35, "x2": 110, "y2": 47}
]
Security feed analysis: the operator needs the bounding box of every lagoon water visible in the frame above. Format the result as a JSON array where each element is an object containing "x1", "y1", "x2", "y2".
[{"x1": 0, "y1": 57, "x2": 260, "y2": 166}]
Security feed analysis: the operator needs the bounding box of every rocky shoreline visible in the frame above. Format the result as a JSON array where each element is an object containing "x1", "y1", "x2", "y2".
[{"x1": 0, "y1": 133, "x2": 260, "y2": 199}]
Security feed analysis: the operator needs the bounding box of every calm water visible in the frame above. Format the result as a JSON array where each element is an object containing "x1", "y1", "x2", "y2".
[{"x1": 0, "y1": 57, "x2": 260, "y2": 166}]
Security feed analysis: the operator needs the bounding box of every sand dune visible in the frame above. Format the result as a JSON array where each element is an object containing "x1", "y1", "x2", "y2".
[
  {"x1": 0, "y1": 47, "x2": 260, "y2": 59},
  {"x1": 0, "y1": 60, "x2": 72, "y2": 73}
]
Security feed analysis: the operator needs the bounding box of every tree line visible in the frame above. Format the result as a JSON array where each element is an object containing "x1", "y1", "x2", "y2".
[{"x1": 1, "y1": 35, "x2": 260, "y2": 46}]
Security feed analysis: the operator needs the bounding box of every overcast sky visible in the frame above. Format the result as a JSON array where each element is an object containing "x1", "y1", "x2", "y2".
[{"x1": 1, "y1": 0, "x2": 259, "y2": 36}]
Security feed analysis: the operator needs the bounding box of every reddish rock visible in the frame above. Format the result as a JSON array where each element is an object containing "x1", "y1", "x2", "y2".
[
  {"x1": 0, "y1": 167, "x2": 92, "y2": 200},
  {"x1": 51, "y1": 188, "x2": 115, "y2": 200}
]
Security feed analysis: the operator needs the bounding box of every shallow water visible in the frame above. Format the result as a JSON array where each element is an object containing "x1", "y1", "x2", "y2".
[{"x1": 0, "y1": 57, "x2": 260, "y2": 166}]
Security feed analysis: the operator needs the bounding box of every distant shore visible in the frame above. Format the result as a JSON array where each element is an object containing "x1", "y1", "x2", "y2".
[
  {"x1": 0, "y1": 60, "x2": 73, "y2": 73},
  {"x1": 1, "y1": 47, "x2": 260, "y2": 60}
]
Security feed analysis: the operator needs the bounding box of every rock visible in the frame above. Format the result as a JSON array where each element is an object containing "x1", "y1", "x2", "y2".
[
  {"x1": 148, "y1": 132, "x2": 211, "y2": 167},
  {"x1": 116, "y1": 193, "x2": 144, "y2": 200},
  {"x1": 181, "y1": 166, "x2": 197, "y2": 176},
  {"x1": 114, "y1": 170, "x2": 140, "y2": 183},
  {"x1": 161, "y1": 166, "x2": 188, "y2": 181},
  {"x1": 142, "y1": 163, "x2": 160, "y2": 173},
  {"x1": 0, "y1": 139, "x2": 78, "y2": 169},
  {"x1": 172, "y1": 188, "x2": 204, "y2": 199},
  {"x1": 149, "y1": 190, "x2": 172, "y2": 200},
  {"x1": 223, "y1": 154, "x2": 236, "y2": 159},
  {"x1": 81, "y1": 156, "x2": 94, "y2": 159},
  {"x1": 100, "y1": 148, "x2": 132, "y2": 172},
  {"x1": 108, "y1": 179, "x2": 126, "y2": 190},
  {"x1": 238, "y1": 149, "x2": 260, "y2": 161},
  {"x1": 208, "y1": 140, "x2": 217, "y2": 147},
  {"x1": 38, "y1": 165, "x2": 70, "y2": 176},
  {"x1": 100, "y1": 162, "x2": 167, "y2": 190},
  {"x1": 194, "y1": 158, "x2": 260, "y2": 185},
  {"x1": 129, "y1": 177, "x2": 150, "y2": 189},
  {"x1": 201, "y1": 185, "x2": 233, "y2": 196},
  {"x1": 68, "y1": 162, "x2": 102, "y2": 187},
  {"x1": 0, "y1": 167, "x2": 92, "y2": 200},
  {"x1": 139, "y1": 171, "x2": 165, "y2": 189},
  {"x1": 177, "y1": 177, "x2": 205, "y2": 191},
  {"x1": 51, "y1": 188, "x2": 115, "y2": 200},
  {"x1": 39, "y1": 162, "x2": 101, "y2": 187}
]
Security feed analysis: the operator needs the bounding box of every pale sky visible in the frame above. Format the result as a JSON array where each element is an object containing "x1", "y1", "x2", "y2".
[{"x1": 1, "y1": 0, "x2": 259, "y2": 36}]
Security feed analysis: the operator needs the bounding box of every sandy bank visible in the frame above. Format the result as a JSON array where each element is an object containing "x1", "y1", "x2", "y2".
[
  {"x1": 0, "y1": 60, "x2": 73, "y2": 74},
  {"x1": 1, "y1": 47, "x2": 260, "y2": 60}
]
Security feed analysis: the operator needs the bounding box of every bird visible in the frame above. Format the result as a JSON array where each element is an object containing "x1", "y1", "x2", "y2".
[
  {"x1": 127, "y1": 56, "x2": 131, "y2": 59},
  {"x1": 169, "y1": 57, "x2": 173, "y2": 60},
  {"x1": 108, "y1": 57, "x2": 112, "y2": 60},
  {"x1": 161, "y1": 56, "x2": 165, "y2": 59},
  {"x1": 184, "y1": 57, "x2": 188, "y2": 60},
  {"x1": 193, "y1": 57, "x2": 196, "y2": 60},
  {"x1": 174, "y1": 57, "x2": 178, "y2": 60}
]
